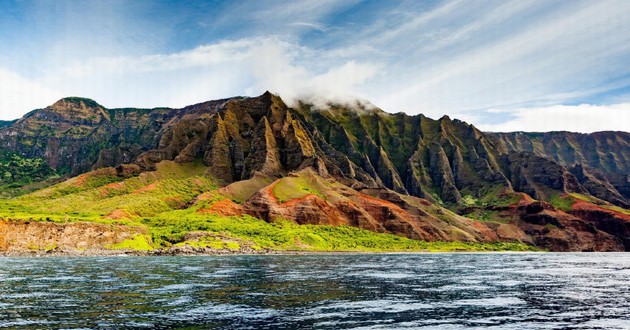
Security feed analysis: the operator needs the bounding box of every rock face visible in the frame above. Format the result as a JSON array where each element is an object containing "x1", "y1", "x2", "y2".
[
  {"x1": 501, "y1": 152, "x2": 584, "y2": 201},
  {"x1": 1, "y1": 92, "x2": 629, "y2": 251},
  {"x1": 489, "y1": 131, "x2": 630, "y2": 204},
  {"x1": 0, "y1": 219, "x2": 145, "y2": 253},
  {"x1": 0, "y1": 97, "x2": 175, "y2": 175},
  {"x1": 515, "y1": 201, "x2": 623, "y2": 251}
]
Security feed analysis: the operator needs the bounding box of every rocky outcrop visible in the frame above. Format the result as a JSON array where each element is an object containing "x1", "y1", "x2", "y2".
[
  {"x1": 0, "y1": 219, "x2": 146, "y2": 253},
  {"x1": 515, "y1": 201, "x2": 624, "y2": 251},
  {"x1": 242, "y1": 117, "x2": 283, "y2": 178},
  {"x1": 567, "y1": 199, "x2": 630, "y2": 250},
  {"x1": 240, "y1": 169, "x2": 529, "y2": 244}
]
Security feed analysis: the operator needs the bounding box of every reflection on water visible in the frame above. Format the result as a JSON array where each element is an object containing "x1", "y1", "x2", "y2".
[{"x1": 1, "y1": 253, "x2": 630, "y2": 329}]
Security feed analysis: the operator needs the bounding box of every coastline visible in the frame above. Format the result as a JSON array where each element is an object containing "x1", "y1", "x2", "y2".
[
  {"x1": 0, "y1": 249, "x2": 429, "y2": 257},
  {"x1": 0, "y1": 247, "x2": 547, "y2": 257}
]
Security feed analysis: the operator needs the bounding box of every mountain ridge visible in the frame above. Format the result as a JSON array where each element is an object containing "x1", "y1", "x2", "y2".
[{"x1": 1, "y1": 92, "x2": 629, "y2": 252}]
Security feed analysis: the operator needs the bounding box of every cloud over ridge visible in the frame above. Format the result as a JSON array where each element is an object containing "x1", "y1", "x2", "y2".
[{"x1": 0, "y1": 0, "x2": 628, "y2": 133}]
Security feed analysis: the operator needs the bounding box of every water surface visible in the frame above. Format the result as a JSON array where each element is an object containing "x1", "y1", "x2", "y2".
[{"x1": 1, "y1": 253, "x2": 630, "y2": 329}]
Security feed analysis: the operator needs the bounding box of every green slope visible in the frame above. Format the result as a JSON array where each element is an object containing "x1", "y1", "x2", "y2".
[{"x1": 0, "y1": 160, "x2": 535, "y2": 253}]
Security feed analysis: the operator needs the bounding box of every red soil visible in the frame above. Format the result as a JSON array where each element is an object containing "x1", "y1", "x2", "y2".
[
  {"x1": 198, "y1": 199, "x2": 244, "y2": 217},
  {"x1": 132, "y1": 182, "x2": 157, "y2": 194}
]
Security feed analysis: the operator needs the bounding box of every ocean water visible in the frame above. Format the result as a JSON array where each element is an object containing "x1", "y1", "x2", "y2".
[{"x1": 1, "y1": 253, "x2": 630, "y2": 329}]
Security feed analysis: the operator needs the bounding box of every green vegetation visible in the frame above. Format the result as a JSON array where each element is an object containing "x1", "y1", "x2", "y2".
[
  {"x1": 61, "y1": 97, "x2": 103, "y2": 109},
  {"x1": 0, "y1": 151, "x2": 58, "y2": 196},
  {"x1": 569, "y1": 193, "x2": 630, "y2": 215},
  {"x1": 107, "y1": 234, "x2": 153, "y2": 251},
  {"x1": 0, "y1": 120, "x2": 16, "y2": 128},
  {"x1": 0, "y1": 160, "x2": 539, "y2": 253},
  {"x1": 464, "y1": 209, "x2": 507, "y2": 223},
  {"x1": 477, "y1": 186, "x2": 522, "y2": 207},
  {"x1": 222, "y1": 176, "x2": 273, "y2": 203},
  {"x1": 549, "y1": 193, "x2": 575, "y2": 211},
  {"x1": 459, "y1": 188, "x2": 522, "y2": 223},
  {"x1": 461, "y1": 195, "x2": 478, "y2": 206},
  {"x1": 272, "y1": 175, "x2": 325, "y2": 203},
  {"x1": 0, "y1": 161, "x2": 216, "y2": 222},
  {"x1": 144, "y1": 211, "x2": 537, "y2": 252}
]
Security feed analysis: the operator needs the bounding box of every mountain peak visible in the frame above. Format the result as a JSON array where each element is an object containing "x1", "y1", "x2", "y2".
[
  {"x1": 51, "y1": 97, "x2": 104, "y2": 111},
  {"x1": 44, "y1": 97, "x2": 110, "y2": 124}
]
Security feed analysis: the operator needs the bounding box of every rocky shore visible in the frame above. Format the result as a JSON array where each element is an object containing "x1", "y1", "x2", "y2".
[{"x1": 0, "y1": 246, "x2": 355, "y2": 257}]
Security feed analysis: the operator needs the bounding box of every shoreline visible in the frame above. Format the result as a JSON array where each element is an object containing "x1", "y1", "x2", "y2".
[
  {"x1": 0, "y1": 249, "x2": 552, "y2": 258},
  {"x1": 0, "y1": 248, "x2": 552, "y2": 257}
]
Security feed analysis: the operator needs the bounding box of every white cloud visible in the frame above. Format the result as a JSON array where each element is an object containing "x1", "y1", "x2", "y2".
[
  {"x1": 474, "y1": 104, "x2": 630, "y2": 133},
  {"x1": 247, "y1": 45, "x2": 378, "y2": 109},
  {"x1": 0, "y1": 69, "x2": 62, "y2": 119},
  {"x1": 0, "y1": 37, "x2": 378, "y2": 118}
]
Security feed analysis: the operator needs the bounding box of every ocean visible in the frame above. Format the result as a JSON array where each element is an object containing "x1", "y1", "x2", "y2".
[{"x1": 1, "y1": 253, "x2": 630, "y2": 329}]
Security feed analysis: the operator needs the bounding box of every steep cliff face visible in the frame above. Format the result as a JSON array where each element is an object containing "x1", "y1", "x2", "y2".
[
  {"x1": 489, "y1": 131, "x2": 630, "y2": 203},
  {"x1": 1, "y1": 92, "x2": 629, "y2": 251}
]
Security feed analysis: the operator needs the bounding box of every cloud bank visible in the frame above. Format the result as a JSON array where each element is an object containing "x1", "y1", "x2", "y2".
[
  {"x1": 36, "y1": 37, "x2": 377, "y2": 111},
  {"x1": 474, "y1": 104, "x2": 630, "y2": 133}
]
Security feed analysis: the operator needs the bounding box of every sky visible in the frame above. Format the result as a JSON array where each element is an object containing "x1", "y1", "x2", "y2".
[{"x1": 0, "y1": 0, "x2": 629, "y2": 132}]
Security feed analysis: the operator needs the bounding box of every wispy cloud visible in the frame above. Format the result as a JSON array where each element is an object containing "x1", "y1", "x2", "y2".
[
  {"x1": 288, "y1": 22, "x2": 328, "y2": 32},
  {"x1": 366, "y1": 0, "x2": 630, "y2": 117}
]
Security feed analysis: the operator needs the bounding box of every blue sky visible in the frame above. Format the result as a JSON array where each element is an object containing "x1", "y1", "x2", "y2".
[{"x1": 1, "y1": 0, "x2": 629, "y2": 132}]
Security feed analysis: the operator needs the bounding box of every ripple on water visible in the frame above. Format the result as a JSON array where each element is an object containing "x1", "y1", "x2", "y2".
[
  {"x1": 494, "y1": 280, "x2": 522, "y2": 287},
  {"x1": 0, "y1": 316, "x2": 59, "y2": 328},
  {"x1": 449, "y1": 297, "x2": 526, "y2": 308},
  {"x1": 437, "y1": 284, "x2": 494, "y2": 291},
  {"x1": 36, "y1": 276, "x2": 87, "y2": 282},
  {"x1": 0, "y1": 276, "x2": 26, "y2": 282},
  {"x1": 3, "y1": 292, "x2": 59, "y2": 299},
  {"x1": 361, "y1": 271, "x2": 415, "y2": 279},
  {"x1": 149, "y1": 283, "x2": 215, "y2": 294},
  {"x1": 168, "y1": 303, "x2": 279, "y2": 321},
  {"x1": 0, "y1": 254, "x2": 629, "y2": 329},
  {"x1": 318, "y1": 299, "x2": 433, "y2": 314},
  {"x1": 179, "y1": 266, "x2": 204, "y2": 272},
  {"x1": 163, "y1": 296, "x2": 194, "y2": 307}
]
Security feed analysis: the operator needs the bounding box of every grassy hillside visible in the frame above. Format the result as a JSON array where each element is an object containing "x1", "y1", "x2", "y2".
[{"x1": 0, "y1": 160, "x2": 536, "y2": 253}]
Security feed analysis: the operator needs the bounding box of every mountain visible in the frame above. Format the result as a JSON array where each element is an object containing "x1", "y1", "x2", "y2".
[
  {"x1": 1, "y1": 92, "x2": 629, "y2": 253},
  {"x1": 488, "y1": 131, "x2": 630, "y2": 206}
]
